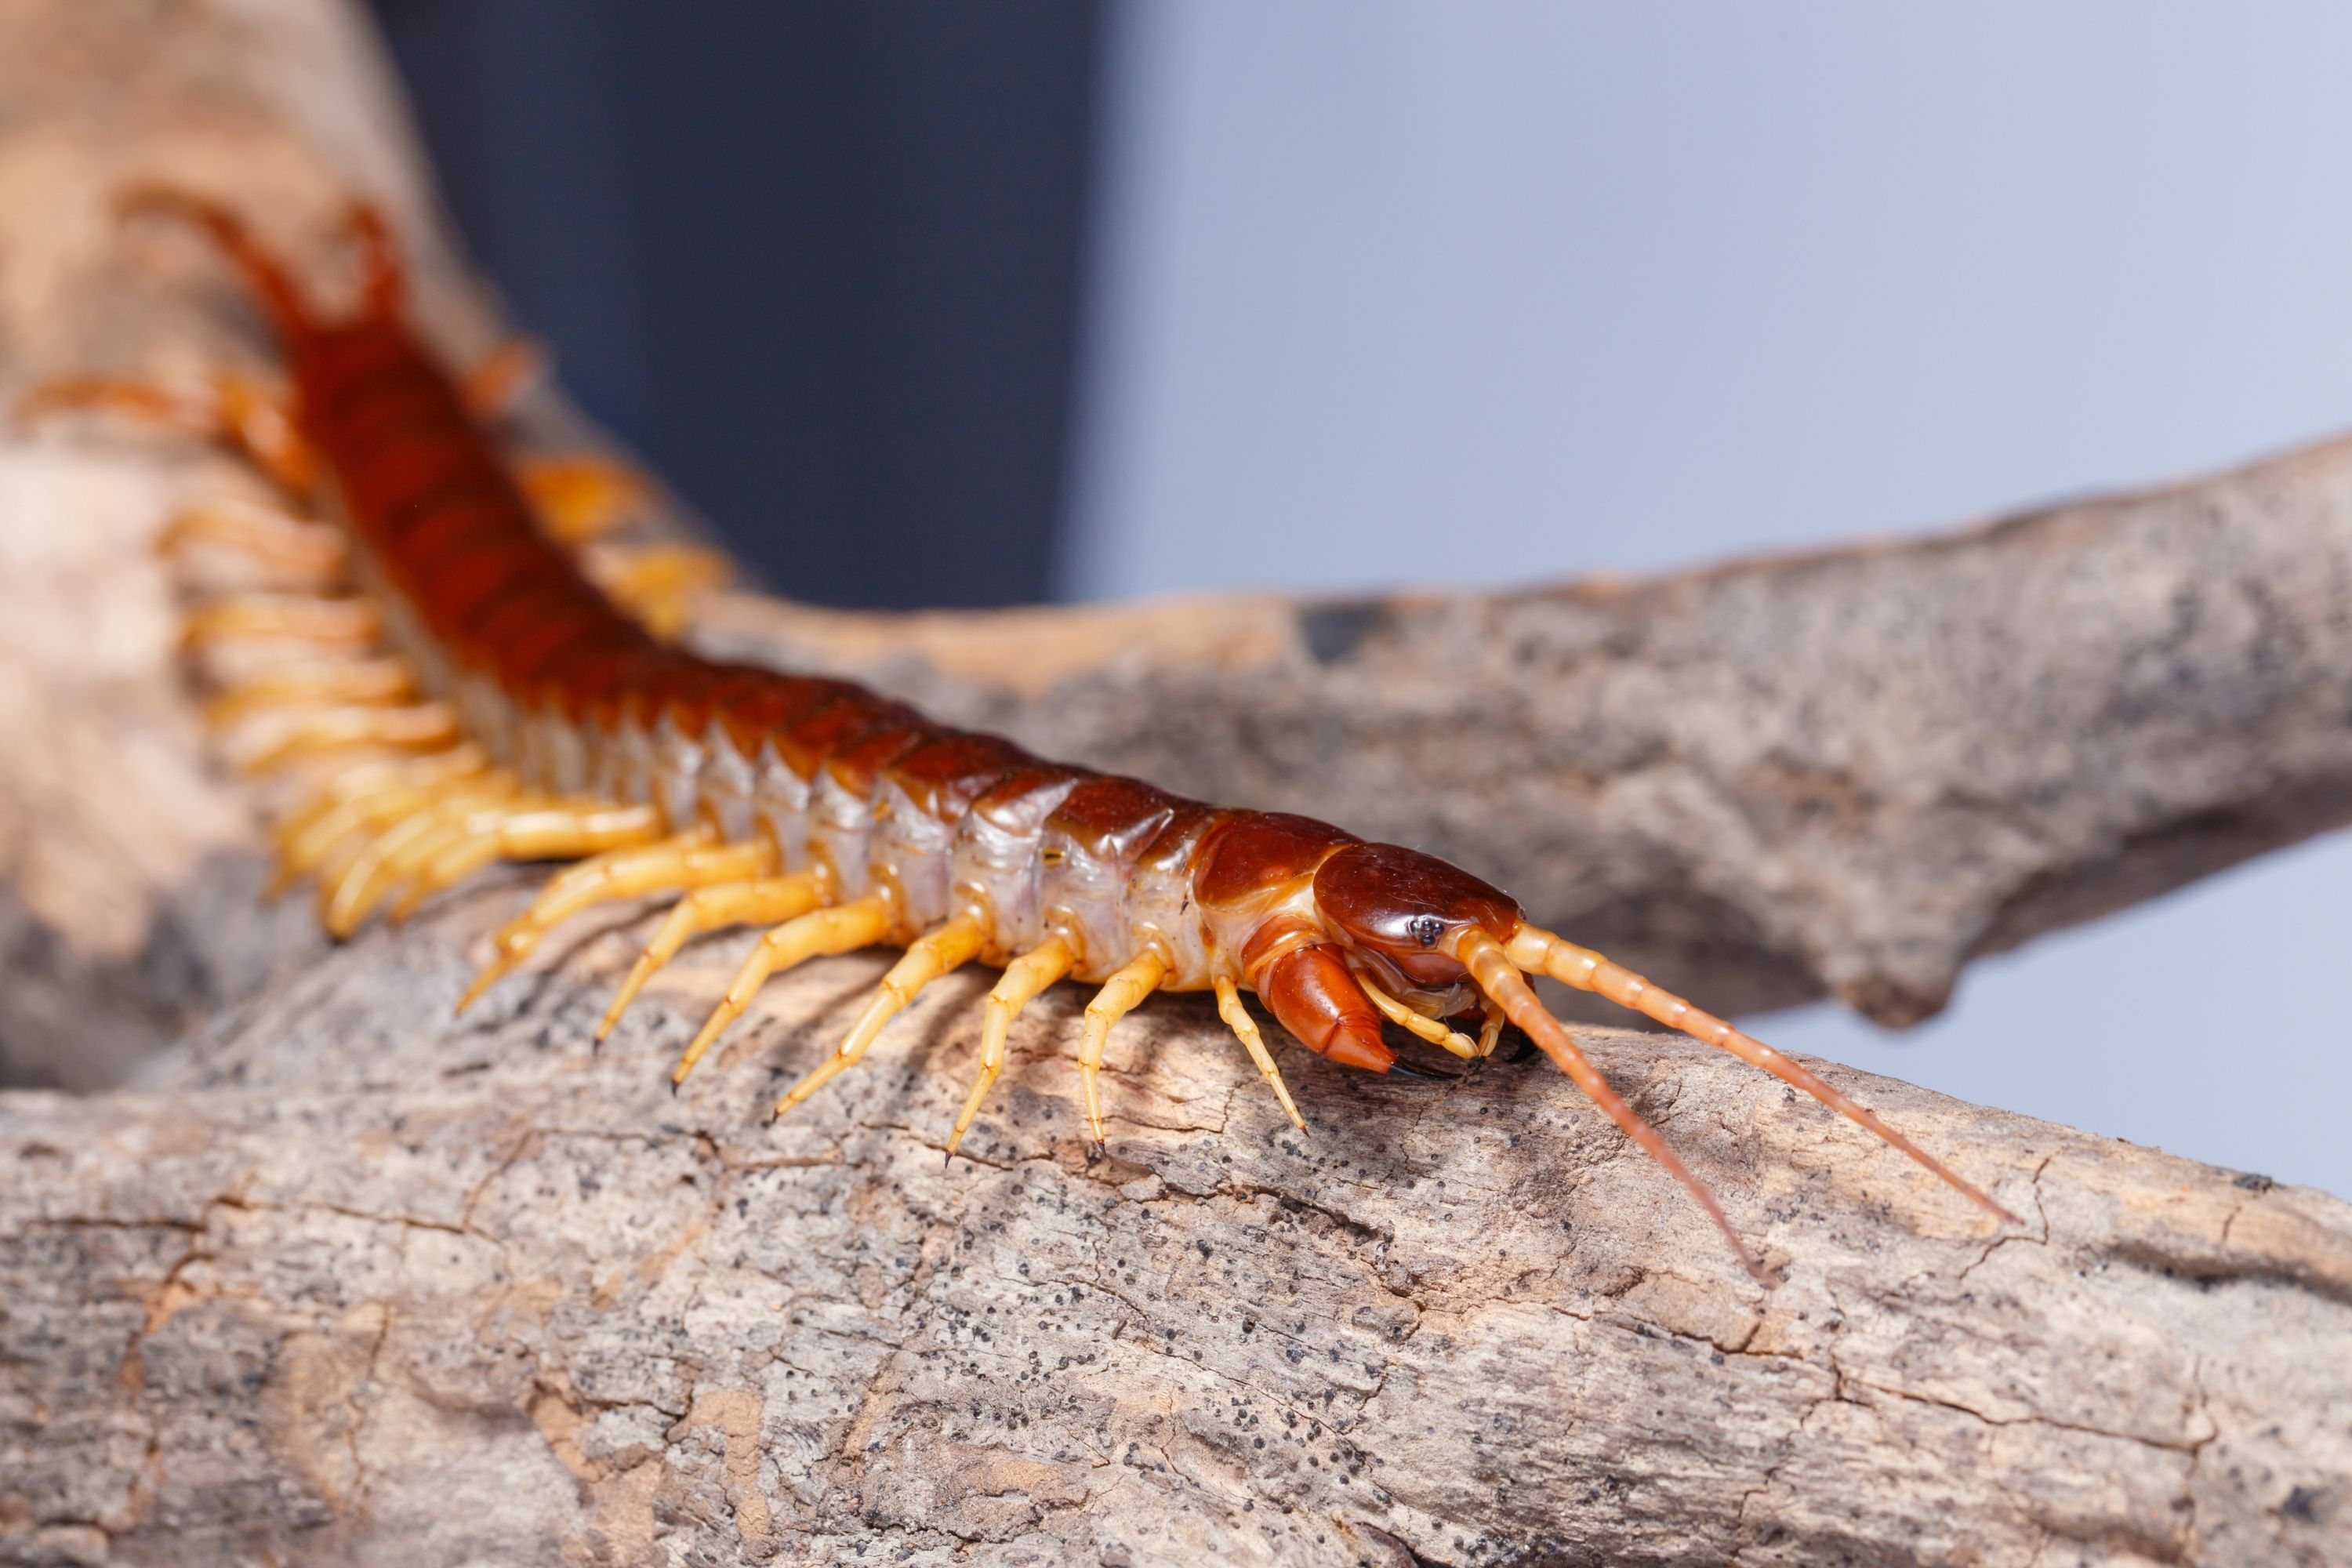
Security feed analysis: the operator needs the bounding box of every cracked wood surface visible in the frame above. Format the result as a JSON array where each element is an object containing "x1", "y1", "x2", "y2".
[
  {"x1": 6, "y1": 891, "x2": 2351, "y2": 1566},
  {"x1": 2, "y1": 2, "x2": 2350, "y2": 1565}
]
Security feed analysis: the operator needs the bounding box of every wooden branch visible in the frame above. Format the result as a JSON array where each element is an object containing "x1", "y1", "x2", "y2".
[
  {"x1": 2, "y1": 3, "x2": 2349, "y2": 1566},
  {"x1": 9, "y1": 899, "x2": 2350, "y2": 1566}
]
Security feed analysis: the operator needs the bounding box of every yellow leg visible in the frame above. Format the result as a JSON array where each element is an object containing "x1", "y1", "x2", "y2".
[
  {"x1": 1355, "y1": 975, "x2": 1479, "y2": 1059},
  {"x1": 456, "y1": 829, "x2": 778, "y2": 1011},
  {"x1": 1077, "y1": 952, "x2": 1170, "y2": 1148},
  {"x1": 286, "y1": 768, "x2": 499, "y2": 895},
  {"x1": 19, "y1": 373, "x2": 314, "y2": 491},
  {"x1": 517, "y1": 455, "x2": 650, "y2": 545},
  {"x1": 282, "y1": 781, "x2": 451, "y2": 896},
  {"x1": 1477, "y1": 996, "x2": 1506, "y2": 1058},
  {"x1": 946, "y1": 935, "x2": 1075, "y2": 1161},
  {"x1": 270, "y1": 746, "x2": 488, "y2": 891},
  {"x1": 206, "y1": 659, "x2": 414, "y2": 727},
  {"x1": 182, "y1": 593, "x2": 379, "y2": 652},
  {"x1": 317, "y1": 780, "x2": 521, "y2": 936},
  {"x1": 774, "y1": 913, "x2": 988, "y2": 1120},
  {"x1": 674, "y1": 894, "x2": 891, "y2": 1088},
  {"x1": 237, "y1": 701, "x2": 459, "y2": 775},
  {"x1": 336, "y1": 786, "x2": 550, "y2": 908},
  {"x1": 1212, "y1": 976, "x2": 1308, "y2": 1133},
  {"x1": 387, "y1": 801, "x2": 665, "y2": 926},
  {"x1": 157, "y1": 496, "x2": 346, "y2": 579},
  {"x1": 597, "y1": 873, "x2": 825, "y2": 1043}
]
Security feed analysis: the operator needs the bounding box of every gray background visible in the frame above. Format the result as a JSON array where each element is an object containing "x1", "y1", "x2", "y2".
[{"x1": 1064, "y1": 2, "x2": 2352, "y2": 1196}]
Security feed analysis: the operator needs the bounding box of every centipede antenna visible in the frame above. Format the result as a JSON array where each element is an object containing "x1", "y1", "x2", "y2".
[
  {"x1": 118, "y1": 184, "x2": 312, "y2": 339},
  {"x1": 1508, "y1": 924, "x2": 2020, "y2": 1225},
  {"x1": 1461, "y1": 930, "x2": 1774, "y2": 1290}
]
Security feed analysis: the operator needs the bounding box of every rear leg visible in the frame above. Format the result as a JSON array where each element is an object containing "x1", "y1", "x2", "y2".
[
  {"x1": 456, "y1": 830, "x2": 779, "y2": 1007},
  {"x1": 460, "y1": 339, "x2": 549, "y2": 420},
  {"x1": 158, "y1": 496, "x2": 346, "y2": 584},
  {"x1": 234, "y1": 700, "x2": 459, "y2": 775},
  {"x1": 269, "y1": 746, "x2": 490, "y2": 892},
  {"x1": 205, "y1": 659, "x2": 415, "y2": 728},
  {"x1": 385, "y1": 801, "x2": 667, "y2": 926},
  {"x1": 180, "y1": 592, "x2": 379, "y2": 652},
  {"x1": 586, "y1": 542, "x2": 731, "y2": 640},
  {"x1": 517, "y1": 456, "x2": 652, "y2": 545}
]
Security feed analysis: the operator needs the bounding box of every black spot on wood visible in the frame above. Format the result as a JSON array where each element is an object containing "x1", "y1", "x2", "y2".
[{"x1": 1299, "y1": 601, "x2": 1388, "y2": 665}]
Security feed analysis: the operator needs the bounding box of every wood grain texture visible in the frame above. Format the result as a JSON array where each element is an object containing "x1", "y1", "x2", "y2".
[{"x1": 0, "y1": 3, "x2": 2347, "y2": 1565}]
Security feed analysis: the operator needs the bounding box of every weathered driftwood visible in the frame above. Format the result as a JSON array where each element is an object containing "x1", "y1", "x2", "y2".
[{"x1": 2, "y1": 2, "x2": 2349, "y2": 1566}]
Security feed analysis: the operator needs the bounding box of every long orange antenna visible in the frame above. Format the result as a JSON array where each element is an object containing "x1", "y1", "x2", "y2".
[
  {"x1": 1460, "y1": 929, "x2": 1774, "y2": 1289},
  {"x1": 118, "y1": 183, "x2": 312, "y2": 340},
  {"x1": 1507, "y1": 923, "x2": 2020, "y2": 1225}
]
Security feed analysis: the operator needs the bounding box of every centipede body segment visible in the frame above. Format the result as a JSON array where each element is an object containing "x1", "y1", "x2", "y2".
[{"x1": 24, "y1": 187, "x2": 2020, "y2": 1286}]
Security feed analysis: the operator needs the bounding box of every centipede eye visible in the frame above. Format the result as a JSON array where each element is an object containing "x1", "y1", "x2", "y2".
[{"x1": 1312, "y1": 841, "x2": 1520, "y2": 987}]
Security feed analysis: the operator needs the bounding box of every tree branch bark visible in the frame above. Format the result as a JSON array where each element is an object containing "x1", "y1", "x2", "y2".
[{"x1": 2, "y1": 4, "x2": 2347, "y2": 1566}]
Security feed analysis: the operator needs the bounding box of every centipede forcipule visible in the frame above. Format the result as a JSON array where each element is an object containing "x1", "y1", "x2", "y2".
[{"x1": 24, "y1": 187, "x2": 2019, "y2": 1287}]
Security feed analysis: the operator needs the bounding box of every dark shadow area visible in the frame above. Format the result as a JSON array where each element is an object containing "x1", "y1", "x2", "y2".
[{"x1": 372, "y1": 1, "x2": 1101, "y2": 609}]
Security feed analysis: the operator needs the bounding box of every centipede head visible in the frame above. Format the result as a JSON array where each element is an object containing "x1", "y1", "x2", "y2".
[{"x1": 1311, "y1": 840, "x2": 1522, "y2": 989}]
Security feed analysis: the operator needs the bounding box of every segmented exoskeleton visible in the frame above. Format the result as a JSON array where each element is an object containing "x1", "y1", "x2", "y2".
[{"x1": 28, "y1": 189, "x2": 2017, "y2": 1285}]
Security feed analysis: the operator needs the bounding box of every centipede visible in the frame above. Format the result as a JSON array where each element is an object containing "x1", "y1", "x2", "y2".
[{"x1": 24, "y1": 187, "x2": 2018, "y2": 1286}]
